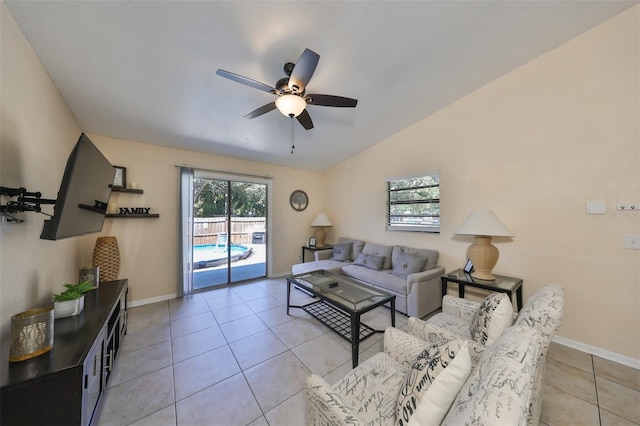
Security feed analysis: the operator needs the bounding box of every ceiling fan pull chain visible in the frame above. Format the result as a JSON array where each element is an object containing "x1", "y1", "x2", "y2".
[{"x1": 290, "y1": 116, "x2": 295, "y2": 154}]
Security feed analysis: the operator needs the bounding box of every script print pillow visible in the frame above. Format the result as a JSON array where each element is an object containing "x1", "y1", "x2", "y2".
[
  {"x1": 470, "y1": 292, "x2": 513, "y2": 346},
  {"x1": 396, "y1": 338, "x2": 466, "y2": 426}
]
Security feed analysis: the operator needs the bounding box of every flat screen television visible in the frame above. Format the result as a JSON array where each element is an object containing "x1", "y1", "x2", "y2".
[{"x1": 40, "y1": 133, "x2": 115, "y2": 240}]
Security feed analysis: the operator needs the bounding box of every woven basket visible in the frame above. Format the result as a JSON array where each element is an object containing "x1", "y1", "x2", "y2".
[{"x1": 92, "y1": 236, "x2": 120, "y2": 282}]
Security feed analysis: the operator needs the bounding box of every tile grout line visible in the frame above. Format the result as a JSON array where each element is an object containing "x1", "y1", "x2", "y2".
[
  {"x1": 169, "y1": 299, "x2": 179, "y2": 426},
  {"x1": 591, "y1": 354, "x2": 603, "y2": 426}
]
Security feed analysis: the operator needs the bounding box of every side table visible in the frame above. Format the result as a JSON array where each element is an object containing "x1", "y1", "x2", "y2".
[
  {"x1": 441, "y1": 269, "x2": 523, "y2": 311},
  {"x1": 301, "y1": 245, "x2": 333, "y2": 263}
]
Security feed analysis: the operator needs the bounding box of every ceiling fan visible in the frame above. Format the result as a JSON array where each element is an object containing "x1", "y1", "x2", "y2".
[{"x1": 216, "y1": 48, "x2": 357, "y2": 130}]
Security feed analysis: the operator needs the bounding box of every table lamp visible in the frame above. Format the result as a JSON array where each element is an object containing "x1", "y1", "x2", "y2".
[
  {"x1": 454, "y1": 210, "x2": 514, "y2": 281},
  {"x1": 310, "y1": 213, "x2": 332, "y2": 247}
]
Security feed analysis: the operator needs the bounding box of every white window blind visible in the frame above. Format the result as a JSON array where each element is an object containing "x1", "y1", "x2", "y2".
[{"x1": 386, "y1": 171, "x2": 440, "y2": 233}]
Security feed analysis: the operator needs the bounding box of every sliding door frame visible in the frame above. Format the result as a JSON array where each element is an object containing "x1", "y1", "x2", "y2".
[{"x1": 179, "y1": 166, "x2": 273, "y2": 296}]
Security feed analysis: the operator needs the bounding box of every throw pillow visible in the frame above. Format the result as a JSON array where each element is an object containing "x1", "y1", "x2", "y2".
[
  {"x1": 470, "y1": 293, "x2": 514, "y2": 346},
  {"x1": 362, "y1": 243, "x2": 393, "y2": 269},
  {"x1": 410, "y1": 341, "x2": 471, "y2": 425},
  {"x1": 396, "y1": 339, "x2": 470, "y2": 426},
  {"x1": 331, "y1": 242, "x2": 353, "y2": 261},
  {"x1": 353, "y1": 253, "x2": 384, "y2": 271},
  {"x1": 353, "y1": 253, "x2": 385, "y2": 270},
  {"x1": 391, "y1": 251, "x2": 428, "y2": 279}
]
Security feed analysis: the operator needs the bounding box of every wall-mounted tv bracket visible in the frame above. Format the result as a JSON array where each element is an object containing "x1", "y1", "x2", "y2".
[{"x1": 1, "y1": 186, "x2": 56, "y2": 223}]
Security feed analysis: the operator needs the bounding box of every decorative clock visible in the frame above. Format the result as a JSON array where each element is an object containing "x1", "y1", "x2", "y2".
[{"x1": 290, "y1": 190, "x2": 308, "y2": 211}]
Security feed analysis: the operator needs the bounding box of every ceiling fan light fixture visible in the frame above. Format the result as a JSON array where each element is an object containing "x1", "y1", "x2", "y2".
[{"x1": 275, "y1": 94, "x2": 307, "y2": 117}]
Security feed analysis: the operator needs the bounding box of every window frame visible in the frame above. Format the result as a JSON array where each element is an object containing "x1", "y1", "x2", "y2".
[{"x1": 386, "y1": 171, "x2": 440, "y2": 233}]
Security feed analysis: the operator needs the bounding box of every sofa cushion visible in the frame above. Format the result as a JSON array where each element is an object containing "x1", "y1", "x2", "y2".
[
  {"x1": 442, "y1": 325, "x2": 544, "y2": 426},
  {"x1": 362, "y1": 243, "x2": 394, "y2": 269},
  {"x1": 333, "y1": 351, "x2": 408, "y2": 425},
  {"x1": 470, "y1": 293, "x2": 513, "y2": 346},
  {"x1": 514, "y1": 284, "x2": 564, "y2": 358},
  {"x1": 306, "y1": 374, "x2": 361, "y2": 425},
  {"x1": 391, "y1": 251, "x2": 428, "y2": 279},
  {"x1": 337, "y1": 237, "x2": 365, "y2": 261},
  {"x1": 291, "y1": 259, "x2": 348, "y2": 276},
  {"x1": 342, "y1": 264, "x2": 407, "y2": 295},
  {"x1": 426, "y1": 313, "x2": 474, "y2": 341},
  {"x1": 353, "y1": 253, "x2": 385, "y2": 270},
  {"x1": 331, "y1": 242, "x2": 353, "y2": 261},
  {"x1": 392, "y1": 245, "x2": 440, "y2": 271},
  {"x1": 396, "y1": 339, "x2": 470, "y2": 426}
]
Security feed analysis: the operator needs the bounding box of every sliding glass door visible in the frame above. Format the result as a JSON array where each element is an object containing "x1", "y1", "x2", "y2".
[{"x1": 181, "y1": 168, "x2": 268, "y2": 294}]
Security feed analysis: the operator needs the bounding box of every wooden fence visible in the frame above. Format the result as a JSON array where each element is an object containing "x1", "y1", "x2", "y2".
[{"x1": 193, "y1": 217, "x2": 265, "y2": 246}]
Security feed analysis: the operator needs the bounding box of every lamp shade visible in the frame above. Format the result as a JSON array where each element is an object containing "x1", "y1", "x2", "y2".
[
  {"x1": 454, "y1": 210, "x2": 514, "y2": 237},
  {"x1": 275, "y1": 94, "x2": 307, "y2": 117},
  {"x1": 310, "y1": 213, "x2": 333, "y2": 227}
]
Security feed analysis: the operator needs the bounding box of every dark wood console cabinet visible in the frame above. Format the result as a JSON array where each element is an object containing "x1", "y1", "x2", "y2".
[{"x1": 1, "y1": 279, "x2": 128, "y2": 425}]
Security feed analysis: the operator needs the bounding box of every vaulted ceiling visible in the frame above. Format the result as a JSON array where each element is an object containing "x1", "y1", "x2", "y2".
[{"x1": 5, "y1": 1, "x2": 636, "y2": 171}]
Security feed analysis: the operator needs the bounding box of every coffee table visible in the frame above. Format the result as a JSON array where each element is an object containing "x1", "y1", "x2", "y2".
[{"x1": 287, "y1": 270, "x2": 396, "y2": 368}]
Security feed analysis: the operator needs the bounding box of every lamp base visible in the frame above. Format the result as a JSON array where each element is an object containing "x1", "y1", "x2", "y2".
[
  {"x1": 314, "y1": 227, "x2": 327, "y2": 247},
  {"x1": 467, "y1": 236, "x2": 499, "y2": 281}
]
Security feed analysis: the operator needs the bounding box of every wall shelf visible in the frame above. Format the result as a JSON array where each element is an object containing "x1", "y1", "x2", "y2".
[
  {"x1": 110, "y1": 187, "x2": 143, "y2": 194},
  {"x1": 106, "y1": 214, "x2": 159, "y2": 219},
  {"x1": 109, "y1": 183, "x2": 158, "y2": 218}
]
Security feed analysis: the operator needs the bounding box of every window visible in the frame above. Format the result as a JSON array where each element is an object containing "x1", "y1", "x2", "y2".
[{"x1": 386, "y1": 172, "x2": 440, "y2": 233}]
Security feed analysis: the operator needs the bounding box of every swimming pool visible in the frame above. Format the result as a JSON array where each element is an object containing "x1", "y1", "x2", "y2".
[{"x1": 193, "y1": 244, "x2": 253, "y2": 269}]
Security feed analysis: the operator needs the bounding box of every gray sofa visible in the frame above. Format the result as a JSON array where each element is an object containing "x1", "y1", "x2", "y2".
[{"x1": 291, "y1": 237, "x2": 445, "y2": 318}]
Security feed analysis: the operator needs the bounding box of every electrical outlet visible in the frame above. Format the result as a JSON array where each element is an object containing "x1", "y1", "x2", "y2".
[
  {"x1": 296, "y1": 255, "x2": 301, "y2": 261},
  {"x1": 616, "y1": 204, "x2": 640, "y2": 211}
]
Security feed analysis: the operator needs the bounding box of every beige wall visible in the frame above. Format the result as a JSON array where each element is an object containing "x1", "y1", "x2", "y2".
[
  {"x1": 324, "y1": 6, "x2": 639, "y2": 361},
  {"x1": 86, "y1": 135, "x2": 323, "y2": 303},
  {"x1": 0, "y1": 3, "x2": 84, "y2": 366}
]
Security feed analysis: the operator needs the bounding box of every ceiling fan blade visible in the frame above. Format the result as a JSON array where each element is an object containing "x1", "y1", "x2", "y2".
[
  {"x1": 216, "y1": 69, "x2": 276, "y2": 94},
  {"x1": 244, "y1": 102, "x2": 277, "y2": 119},
  {"x1": 288, "y1": 49, "x2": 320, "y2": 94},
  {"x1": 296, "y1": 109, "x2": 314, "y2": 130},
  {"x1": 306, "y1": 94, "x2": 358, "y2": 108}
]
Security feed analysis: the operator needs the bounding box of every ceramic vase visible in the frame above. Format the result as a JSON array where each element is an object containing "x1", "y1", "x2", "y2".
[{"x1": 54, "y1": 295, "x2": 85, "y2": 319}]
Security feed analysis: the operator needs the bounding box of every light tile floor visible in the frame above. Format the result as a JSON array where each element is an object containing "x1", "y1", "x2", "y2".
[{"x1": 96, "y1": 278, "x2": 639, "y2": 426}]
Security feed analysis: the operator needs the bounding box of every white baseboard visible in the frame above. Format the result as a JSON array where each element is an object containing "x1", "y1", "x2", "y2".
[
  {"x1": 129, "y1": 293, "x2": 177, "y2": 308},
  {"x1": 553, "y1": 335, "x2": 640, "y2": 370},
  {"x1": 127, "y1": 275, "x2": 291, "y2": 307}
]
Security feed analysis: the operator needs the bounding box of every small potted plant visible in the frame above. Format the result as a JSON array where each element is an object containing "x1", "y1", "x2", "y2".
[{"x1": 53, "y1": 281, "x2": 97, "y2": 319}]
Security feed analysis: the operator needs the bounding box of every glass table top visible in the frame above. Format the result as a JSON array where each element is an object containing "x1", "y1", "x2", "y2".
[
  {"x1": 446, "y1": 269, "x2": 522, "y2": 291},
  {"x1": 289, "y1": 270, "x2": 394, "y2": 311}
]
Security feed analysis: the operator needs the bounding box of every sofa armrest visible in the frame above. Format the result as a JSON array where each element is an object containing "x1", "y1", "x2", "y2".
[
  {"x1": 315, "y1": 250, "x2": 333, "y2": 261},
  {"x1": 407, "y1": 318, "x2": 485, "y2": 366},
  {"x1": 383, "y1": 327, "x2": 429, "y2": 368},
  {"x1": 442, "y1": 295, "x2": 481, "y2": 321},
  {"x1": 405, "y1": 266, "x2": 445, "y2": 318},
  {"x1": 306, "y1": 374, "x2": 363, "y2": 426}
]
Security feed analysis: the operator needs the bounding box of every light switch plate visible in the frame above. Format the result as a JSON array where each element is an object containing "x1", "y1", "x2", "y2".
[
  {"x1": 624, "y1": 234, "x2": 640, "y2": 249},
  {"x1": 586, "y1": 201, "x2": 606, "y2": 214}
]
